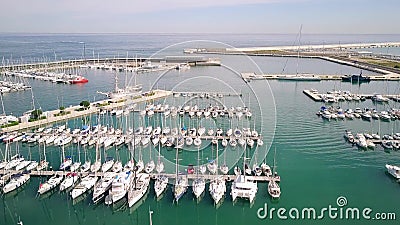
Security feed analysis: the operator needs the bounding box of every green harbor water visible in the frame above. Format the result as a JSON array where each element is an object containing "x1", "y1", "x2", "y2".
[{"x1": 1, "y1": 35, "x2": 400, "y2": 225}]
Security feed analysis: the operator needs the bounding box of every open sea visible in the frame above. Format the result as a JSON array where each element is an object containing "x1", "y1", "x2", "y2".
[{"x1": 1, "y1": 33, "x2": 400, "y2": 225}]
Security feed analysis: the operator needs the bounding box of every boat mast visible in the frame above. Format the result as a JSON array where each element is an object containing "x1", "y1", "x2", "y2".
[
  {"x1": 0, "y1": 93, "x2": 5, "y2": 116},
  {"x1": 296, "y1": 24, "x2": 303, "y2": 75}
]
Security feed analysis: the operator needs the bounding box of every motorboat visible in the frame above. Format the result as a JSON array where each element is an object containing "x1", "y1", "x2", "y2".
[
  {"x1": 207, "y1": 160, "x2": 217, "y2": 174},
  {"x1": 386, "y1": 164, "x2": 400, "y2": 179},
  {"x1": 59, "y1": 157, "x2": 72, "y2": 170},
  {"x1": 69, "y1": 76, "x2": 89, "y2": 84}
]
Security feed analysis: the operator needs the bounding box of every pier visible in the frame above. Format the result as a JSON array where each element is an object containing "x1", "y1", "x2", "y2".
[
  {"x1": 0, "y1": 56, "x2": 221, "y2": 73},
  {"x1": 193, "y1": 42, "x2": 400, "y2": 54},
  {"x1": 241, "y1": 72, "x2": 400, "y2": 81},
  {"x1": 0, "y1": 89, "x2": 173, "y2": 133},
  {"x1": 0, "y1": 169, "x2": 275, "y2": 183}
]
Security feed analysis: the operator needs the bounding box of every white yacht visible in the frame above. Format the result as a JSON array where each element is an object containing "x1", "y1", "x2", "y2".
[
  {"x1": 101, "y1": 158, "x2": 114, "y2": 172},
  {"x1": 154, "y1": 175, "x2": 168, "y2": 198},
  {"x1": 90, "y1": 160, "x2": 101, "y2": 172},
  {"x1": 59, "y1": 157, "x2": 72, "y2": 170},
  {"x1": 128, "y1": 173, "x2": 150, "y2": 207},
  {"x1": 207, "y1": 160, "x2": 217, "y2": 174},
  {"x1": 38, "y1": 174, "x2": 63, "y2": 195},
  {"x1": 59, "y1": 172, "x2": 79, "y2": 191},
  {"x1": 92, "y1": 172, "x2": 115, "y2": 204},
  {"x1": 112, "y1": 161, "x2": 123, "y2": 173},
  {"x1": 3, "y1": 173, "x2": 30, "y2": 194},
  {"x1": 155, "y1": 161, "x2": 164, "y2": 173},
  {"x1": 71, "y1": 175, "x2": 99, "y2": 199},
  {"x1": 69, "y1": 162, "x2": 81, "y2": 172},
  {"x1": 209, "y1": 176, "x2": 226, "y2": 205},
  {"x1": 268, "y1": 178, "x2": 281, "y2": 199},
  {"x1": 136, "y1": 160, "x2": 144, "y2": 173},
  {"x1": 26, "y1": 161, "x2": 38, "y2": 171},
  {"x1": 192, "y1": 177, "x2": 205, "y2": 199},
  {"x1": 386, "y1": 164, "x2": 400, "y2": 179},
  {"x1": 174, "y1": 175, "x2": 188, "y2": 202},
  {"x1": 231, "y1": 175, "x2": 258, "y2": 203},
  {"x1": 15, "y1": 160, "x2": 31, "y2": 171},
  {"x1": 219, "y1": 164, "x2": 229, "y2": 175},
  {"x1": 105, "y1": 170, "x2": 133, "y2": 205},
  {"x1": 5, "y1": 154, "x2": 24, "y2": 170},
  {"x1": 80, "y1": 161, "x2": 91, "y2": 172},
  {"x1": 145, "y1": 160, "x2": 155, "y2": 173}
]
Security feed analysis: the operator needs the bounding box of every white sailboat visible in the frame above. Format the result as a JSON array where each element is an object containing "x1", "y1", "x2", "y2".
[
  {"x1": 173, "y1": 148, "x2": 187, "y2": 202},
  {"x1": 268, "y1": 148, "x2": 281, "y2": 199},
  {"x1": 209, "y1": 176, "x2": 226, "y2": 205},
  {"x1": 70, "y1": 175, "x2": 98, "y2": 199},
  {"x1": 154, "y1": 175, "x2": 168, "y2": 198},
  {"x1": 59, "y1": 172, "x2": 79, "y2": 191},
  {"x1": 192, "y1": 147, "x2": 205, "y2": 200},
  {"x1": 92, "y1": 172, "x2": 115, "y2": 204},
  {"x1": 38, "y1": 173, "x2": 63, "y2": 195},
  {"x1": 128, "y1": 173, "x2": 150, "y2": 207},
  {"x1": 105, "y1": 170, "x2": 133, "y2": 205},
  {"x1": 3, "y1": 173, "x2": 30, "y2": 194}
]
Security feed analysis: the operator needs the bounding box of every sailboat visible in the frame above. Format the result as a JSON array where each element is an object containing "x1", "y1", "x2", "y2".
[
  {"x1": 105, "y1": 170, "x2": 133, "y2": 205},
  {"x1": 92, "y1": 171, "x2": 115, "y2": 204},
  {"x1": 70, "y1": 175, "x2": 98, "y2": 199},
  {"x1": 209, "y1": 144, "x2": 226, "y2": 205},
  {"x1": 38, "y1": 173, "x2": 63, "y2": 195},
  {"x1": 128, "y1": 172, "x2": 150, "y2": 207},
  {"x1": 36, "y1": 144, "x2": 49, "y2": 171},
  {"x1": 192, "y1": 145, "x2": 205, "y2": 200},
  {"x1": 268, "y1": 148, "x2": 281, "y2": 199},
  {"x1": 173, "y1": 147, "x2": 188, "y2": 202},
  {"x1": 98, "y1": 67, "x2": 142, "y2": 99},
  {"x1": 3, "y1": 172, "x2": 30, "y2": 194},
  {"x1": 59, "y1": 172, "x2": 79, "y2": 192}
]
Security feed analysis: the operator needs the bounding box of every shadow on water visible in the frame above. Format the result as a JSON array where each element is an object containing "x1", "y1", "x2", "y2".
[{"x1": 129, "y1": 189, "x2": 149, "y2": 214}]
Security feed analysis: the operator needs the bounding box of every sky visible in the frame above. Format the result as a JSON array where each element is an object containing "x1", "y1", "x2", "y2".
[{"x1": 0, "y1": 0, "x2": 399, "y2": 34}]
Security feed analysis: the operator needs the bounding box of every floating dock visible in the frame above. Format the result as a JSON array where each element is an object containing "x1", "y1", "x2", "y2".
[
  {"x1": 0, "y1": 169, "x2": 275, "y2": 183},
  {"x1": 241, "y1": 72, "x2": 400, "y2": 81}
]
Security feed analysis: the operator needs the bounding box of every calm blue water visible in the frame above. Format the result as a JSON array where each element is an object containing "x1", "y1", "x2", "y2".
[{"x1": 1, "y1": 34, "x2": 400, "y2": 225}]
